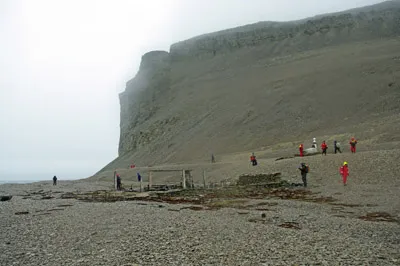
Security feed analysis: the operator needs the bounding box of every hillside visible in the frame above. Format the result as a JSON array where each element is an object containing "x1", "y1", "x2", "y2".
[{"x1": 99, "y1": 1, "x2": 400, "y2": 172}]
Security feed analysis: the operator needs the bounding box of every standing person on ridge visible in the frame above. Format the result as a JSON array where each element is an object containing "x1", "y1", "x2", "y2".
[
  {"x1": 53, "y1": 175, "x2": 57, "y2": 186},
  {"x1": 298, "y1": 163, "x2": 309, "y2": 187},
  {"x1": 299, "y1": 144, "x2": 304, "y2": 157},
  {"x1": 321, "y1": 141, "x2": 328, "y2": 156},
  {"x1": 250, "y1": 153, "x2": 257, "y2": 166},
  {"x1": 334, "y1": 140, "x2": 342, "y2": 154},
  {"x1": 349, "y1": 137, "x2": 358, "y2": 153},
  {"x1": 340, "y1": 162, "x2": 349, "y2": 185}
]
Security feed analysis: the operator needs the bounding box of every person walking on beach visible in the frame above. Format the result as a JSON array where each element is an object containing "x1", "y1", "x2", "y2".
[
  {"x1": 250, "y1": 153, "x2": 257, "y2": 166},
  {"x1": 116, "y1": 174, "x2": 122, "y2": 191},
  {"x1": 299, "y1": 144, "x2": 304, "y2": 157},
  {"x1": 340, "y1": 162, "x2": 349, "y2": 185},
  {"x1": 321, "y1": 141, "x2": 328, "y2": 155},
  {"x1": 334, "y1": 140, "x2": 342, "y2": 154},
  {"x1": 53, "y1": 175, "x2": 57, "y2": 186},
  {"x1": 211, "y1": 153, "x2": 216, "y2": 163},
  {"x1": 298, "y1": 163, "x2": 309, "y2": 187},
  {"x1": 349, "y1": 137, "x2": 358, "y2": 153}
]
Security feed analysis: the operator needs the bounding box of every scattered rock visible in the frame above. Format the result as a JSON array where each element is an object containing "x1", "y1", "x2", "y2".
[
  {"x1": 186, "y1": 206, "x2": 205, "y2": 211},
  {"x1": 47, "y1": 208, "x2": 64, "y2": 212},
  {"x1": 359, "y1": 212, "x2": 398, "y2": 223},
  {"x1": 57, "y1": 204, "x2": 74, "y2": 207},
  {"x1": 0, "y1": 196, "x2": 12, "y2": 201},
  {"x1": 275, "y1": 156, "x2": 294, "y2": 161},
  {"x1": 41, "y1": 196, "x2": 54, "y2": 200},
  {"x1": 278, "y1": 222, "x2": 301, "y2": 230},
  {"x1": 61, "y1": 192, "x2": 76, "y2": 199},
  {"x1": 15, "y1": 211, "x2": 29, "y2": 215}
]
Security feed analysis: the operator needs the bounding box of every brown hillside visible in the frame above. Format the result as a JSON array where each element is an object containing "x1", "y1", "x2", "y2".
[{"x1": 99, "y1": 1, "x2": 400, "y2": 172}]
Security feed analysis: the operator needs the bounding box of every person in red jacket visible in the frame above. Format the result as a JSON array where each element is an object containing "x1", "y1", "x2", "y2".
[
  {"x1": 321, "y1": 141, "x2": 328, "y2": 156},
  {"x1": 349, "y1": 137, "x2": 358, "y2": 153},
  {"x1": 340, "y1": 162, "x2": 349, "y2": 185},
  {"x1": 250, "y1": 153, "x2": 257, "y2": 166},
  {"x1": 299, "y1": 144, "x2": 304, "y2": 157}
]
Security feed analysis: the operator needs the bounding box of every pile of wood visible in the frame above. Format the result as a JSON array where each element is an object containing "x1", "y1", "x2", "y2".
[{"x1": 237, "y1": 173, "x2": 282, "y2": 186}]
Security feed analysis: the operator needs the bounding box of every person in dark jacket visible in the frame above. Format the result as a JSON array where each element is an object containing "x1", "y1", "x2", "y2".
[
  {"x1": 116, "y1": 174, "x2": 121, "y2": 191},
  {"x1": 53, "y1": 176, "x2": 57, "y2": 186},
  {"x1": 334, "y1": 140, "x2": 342, "y2": 154},
  {"x1": 298, "y1": 163, "x2": 309, "y2": 187}
]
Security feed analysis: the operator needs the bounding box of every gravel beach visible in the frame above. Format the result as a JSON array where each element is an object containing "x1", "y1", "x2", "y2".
[{"x1": 1, "y1": 149, "x2": 400, "y2": 266}]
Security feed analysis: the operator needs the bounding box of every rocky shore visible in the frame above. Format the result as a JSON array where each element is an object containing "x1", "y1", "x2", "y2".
[{"x1": 1, "y1": 172, "x2": 399, "y2": 266}]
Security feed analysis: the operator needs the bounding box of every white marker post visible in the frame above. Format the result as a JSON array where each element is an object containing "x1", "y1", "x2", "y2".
[
  {"x1": 203, "y1": 170, "x2": 207, "y2": 188},
  {"x1": 149, "y1": 171, "x2": 153, "y2": 189},
  {"x1": 182, "y1": 170, "x2": 186, "y2": 189}
]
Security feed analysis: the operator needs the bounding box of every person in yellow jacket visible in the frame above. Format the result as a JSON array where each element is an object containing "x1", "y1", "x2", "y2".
[{"x1": 340, "y1": 162, "x2": 349, "y2": 185}]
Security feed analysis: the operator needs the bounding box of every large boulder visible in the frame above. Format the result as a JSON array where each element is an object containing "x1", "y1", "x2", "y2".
[{"x1": 0, "y1": 196, "x2": 12, "y2": 201}]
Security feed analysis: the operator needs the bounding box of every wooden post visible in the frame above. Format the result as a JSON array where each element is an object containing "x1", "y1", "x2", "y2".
[
  {"x1": 203, "y1": 170, "x2": 207, "y2": 188},
  {"x1": 182, "y1": 169, "x2": 186, "y2": 189},
  {"x1": 140, "y1": 175, "x2": 143, "y2": 192},
  {"x1": 149, "y1": 171, "x2": 153, "y2": 189}
]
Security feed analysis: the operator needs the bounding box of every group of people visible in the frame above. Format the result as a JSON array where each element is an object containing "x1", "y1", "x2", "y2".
[
  {"x1": 297, "y1": 137, "x2": 357, "y2": 187},
  {"x1": 298, "y1": 161, "x2": 350, "y2": 187},
  {"x1": 298, "y1": 137, "x2": 358, "y2": 157},
  {"x1": 111, "y1": 137, "x2": 358, "y2": 191},
  {"x1": 115, "y1": 172, "x2": 142, "y2": 191}
]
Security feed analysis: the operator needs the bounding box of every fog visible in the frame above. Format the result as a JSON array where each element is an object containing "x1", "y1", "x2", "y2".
[{"x1": 0, "y1": 0, "x2": 385, "y2": 181}]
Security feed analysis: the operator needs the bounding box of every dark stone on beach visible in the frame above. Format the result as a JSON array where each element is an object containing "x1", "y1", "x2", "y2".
[
  {"x1": 0, "y1": 196, "x2": 12, "y2": 201},
  {"x1": 15, "y1": 211, "x2": 29, "y2": 215},
  {"x1": 41, "y1": 196, "x2": 54, "y2": 200}
]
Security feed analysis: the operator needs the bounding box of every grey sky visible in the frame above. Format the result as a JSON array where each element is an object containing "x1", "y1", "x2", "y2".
[{"x1": 0, "y1": 0, "x2": 385, "y2": 181}]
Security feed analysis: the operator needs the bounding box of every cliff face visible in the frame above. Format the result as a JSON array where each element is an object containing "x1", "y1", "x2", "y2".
[
  {"x1": 118, "y1": 51, "x2": 171, "y2": 156},
  {"x1": 170, "y1": 2, "x2": 400, "y2": 60},
  {"x1": 102, "y1": 1, "x2": 400, "y2": 171}
]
